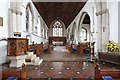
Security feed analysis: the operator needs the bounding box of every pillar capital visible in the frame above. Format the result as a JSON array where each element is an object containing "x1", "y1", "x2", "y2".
[
  {"x1": 9, "y1": 8, "x2": 22, "y2": 15},
  {"x1": 96, "y1": 9, "x2": 108, "y2": 16}
]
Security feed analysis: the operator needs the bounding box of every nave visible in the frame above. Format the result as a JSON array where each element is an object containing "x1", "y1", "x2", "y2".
[
  {"x1": 40, "y1": 46, "x2": 85, "y2": 61},
  {"x1": 1, "y1": 46, "x2": 120, "y2": 80},
  {"x1": 1, "y1": 0, "x2": 120, "y2": 80}
]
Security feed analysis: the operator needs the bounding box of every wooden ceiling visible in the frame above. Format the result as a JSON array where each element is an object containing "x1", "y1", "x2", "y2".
[{"x1": 33, "y1": 2, "x2": 87, "y2": 28}]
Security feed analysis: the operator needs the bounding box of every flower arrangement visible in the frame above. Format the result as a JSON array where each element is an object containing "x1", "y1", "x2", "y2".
[{"x1": 105, "y1": 41, "x2": 120, "y2": 52}]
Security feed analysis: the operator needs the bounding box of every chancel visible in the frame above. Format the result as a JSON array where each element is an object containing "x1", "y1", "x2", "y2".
[{"x1": 0, "y1": 0, "x2": 120, "y2": 80}]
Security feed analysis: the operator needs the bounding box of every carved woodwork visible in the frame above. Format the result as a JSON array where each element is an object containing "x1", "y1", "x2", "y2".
[
  {"x1": 95, "y1": 64, "x2": 120, "y2": 80},
  {"x1": 8, "y1": 38, "x2": 28, "y2": 56},
  {"x1": 98, "y1": 52, "x2": 120, "y2": 65},
  {"x1": 28, "y1": 42, "x2": 53, "y2": 56},
  {"x1": 2, "y1": 63, "x2": 26, "y2": 80}
]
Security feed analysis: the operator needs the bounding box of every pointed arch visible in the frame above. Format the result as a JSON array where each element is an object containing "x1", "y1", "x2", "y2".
[
  {"x1": 78, "y1": 12, "x2": 89, "y2": 31},
  {"x1": 78, "y1": 12, "x2": 91, "y2": 42}
]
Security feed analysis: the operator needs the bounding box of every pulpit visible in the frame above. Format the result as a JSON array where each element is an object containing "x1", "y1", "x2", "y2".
[
  {"x1": 7, "y1": 38, "x2": 28, "y2": 67},
  {"x1": 7, "y1": 38, "x2": 28, "y2": 56}
]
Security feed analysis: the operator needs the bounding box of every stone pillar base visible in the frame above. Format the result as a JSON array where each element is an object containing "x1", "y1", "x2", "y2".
[{"x1": 8, "y1": 55, "x2": 27, "y2": 68}]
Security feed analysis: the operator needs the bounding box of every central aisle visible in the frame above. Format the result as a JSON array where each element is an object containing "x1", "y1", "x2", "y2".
[
  {"x1": 26, "y1": 46, "x2": 95, "y2": 79},
  {"x1": 40, "y1": 46, "x2": 84, "y2": 61}
]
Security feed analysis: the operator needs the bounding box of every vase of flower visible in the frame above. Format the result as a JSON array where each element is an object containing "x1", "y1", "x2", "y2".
[{"x1": 105, "y1": 41, "x2": 120, "y2": 53}]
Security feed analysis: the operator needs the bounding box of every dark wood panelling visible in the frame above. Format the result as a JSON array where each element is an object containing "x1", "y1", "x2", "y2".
[{"x1": 33, "y1": 2, "x2": 87, "y2": 28}]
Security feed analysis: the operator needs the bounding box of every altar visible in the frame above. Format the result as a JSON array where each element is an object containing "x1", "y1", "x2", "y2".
[
  {"x1": 49, "y1": 37, "x2": 66, "y2": 45},
  {"x1": 52, "y1": 41, "x2": 63, "y2": 46}
]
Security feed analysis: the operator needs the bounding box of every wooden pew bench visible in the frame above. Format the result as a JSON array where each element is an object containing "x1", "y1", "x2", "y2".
[
  {"x1": 43, "y1": 44, "x2": 48, "y2": 52},
  {"x1": 2, "y1": 64, "x2": 26, "y2": 80},
  {"x1": 48, "y1": 45, "x2": 53, "y2": 53},
  {"x1": 66, "y1": 44, "x2": 79, "y2": 53},
  {"x1": 95, "y1": 64, "x2": 120, "y2": 80},
  {"x1": 28, "y1": 42, "x2": 53, "y2": 56},
  {"x1": 72, "y1": 44, "x2": 77, "y2": 52}
]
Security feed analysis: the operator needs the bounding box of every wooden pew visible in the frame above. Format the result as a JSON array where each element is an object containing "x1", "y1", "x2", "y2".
[
  {"x1": 40, "y1": 42, "x2": 49, "y2": 54},
  {"x1": 28, "y1": 42, "x2": 53, "y2": 56},
  {"x1": 66, "y1": 43, "x2": 83, "y2": 54},
  {"x1": 2, "y1": 63, "x2": 26, "y2": 80},
  {"x1": 48, "y1": 45, "x2": 53, "y2": 53},
  {"x1": 66, "y1": 42, "x2": 93, "y2": 57},
  {"x1": 66, "y1": 44, "x2": 71, "y2": 53},
  {"x1": 72, "y1": 44, "x2": 77, "y2": 52},
  {"x1": 77, "y1": 42, "x2": 91, "y2": 57},
  {"x1": 94, "y1": 63, "x2": 120, "y2": 80}
]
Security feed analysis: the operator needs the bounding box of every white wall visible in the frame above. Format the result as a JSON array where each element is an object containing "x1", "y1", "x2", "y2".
[
  {"x1": 0, "y1": 0, "x2": 48, "y2": 64},
  {"x1": 107, "y1": 1, "x2": 118, "y2": 43},
  {"x1": 20, "y1": 0, "x2": 48, "y2": 44},
  {"x1": 0, "y1": 0, "x2": 11, "y2": 64},
  {"x1": 69, "y1": 0, "x2": 120, "y2": 52},
  {"x1": 68, "y1": 0, "x2": 98, "y2": 52},
  {"x1": 118, "y1": 1, "x2": 120, "y2": 46}
]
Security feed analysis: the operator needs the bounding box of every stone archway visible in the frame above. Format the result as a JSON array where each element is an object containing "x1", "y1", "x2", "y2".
[{"x1": 78, "y1": 12, "x2": 91, "y2": 42}]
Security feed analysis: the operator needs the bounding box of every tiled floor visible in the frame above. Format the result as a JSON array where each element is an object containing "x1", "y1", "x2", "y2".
[
  {"x1": 2, "y1": 46, "x2": 120, "y2": 80},
  {"x1": 26, "y1": 61, "x2": 95, "y2": 80},
  {"x1": 40, "y1": 46, "x2": 88, "y2": 61}
]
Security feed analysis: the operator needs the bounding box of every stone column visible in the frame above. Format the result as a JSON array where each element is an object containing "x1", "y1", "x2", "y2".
[
  {"x1": 101, "y1": 9, "x2": 109, "y2": 52},
  {"x1": 96, "y1": 8, "x2": 109, "y2": 52},
  {"x1": 96, "y1": 6, "x2": 103, "y2": 52},
  {"x1": 8, "y1": 8, "x2": 13, "y2": 37}
]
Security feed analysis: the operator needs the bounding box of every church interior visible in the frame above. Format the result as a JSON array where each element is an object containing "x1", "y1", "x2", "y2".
[{"x1": 0, "y1": 0, "x2": 120, "y2": 80}]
